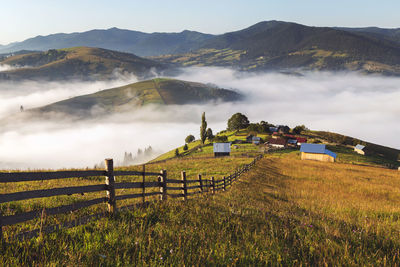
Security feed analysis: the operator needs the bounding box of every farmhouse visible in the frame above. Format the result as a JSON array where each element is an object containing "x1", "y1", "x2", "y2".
[
  {"x1": 268, "y1": 138, "x2": 287, "y2": 148},
  {"x1": 213, "y1": 143, "x2": 231, "y2": 157},
  {"x1": 354, "y1": 144, "x2": 366, "y2": 155},
  {"x1": 284, "y1": 134, "x2": 307, "y2": 145},
  {"x1": 246, "y1": 135, "x2": 262, "y2": 144},
  {"x1": 300, "y1": 143, "x2": 337, "y2": 162},
  {"x1": 287, "y1": 139, "x2": 298, "y2": 147}
]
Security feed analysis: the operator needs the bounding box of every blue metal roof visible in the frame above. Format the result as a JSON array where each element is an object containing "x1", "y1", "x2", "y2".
[
  {"x1": 300, "y1": 143, "x2": 326, "y2": 153},
  {"x1": 355, "y1": 144, "x2": 365, "y2": 150},
  {"x1": 213, "y1": 143, "x2": 231, "y2": 153},
  {"x1": 300, "y1": 143, "x2": 337, "y2": 159},
  {"x1": 324, "y1": 149, "x2": 337, "y2": 159}
]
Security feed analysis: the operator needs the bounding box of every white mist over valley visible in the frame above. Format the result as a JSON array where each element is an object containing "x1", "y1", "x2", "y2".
[{"x1": 0, "y1": 67, "x2": 399, "y2": 169}]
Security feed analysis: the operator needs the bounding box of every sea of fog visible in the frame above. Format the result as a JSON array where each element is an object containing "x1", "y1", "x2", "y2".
[{"x1": 0, "y1": 67, "x2": 399, "y2": 169}]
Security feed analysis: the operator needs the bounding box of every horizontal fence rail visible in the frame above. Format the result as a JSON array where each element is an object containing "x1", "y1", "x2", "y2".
[{"x1": 0, "y1": 154, "x2": 263, "y2": 241}]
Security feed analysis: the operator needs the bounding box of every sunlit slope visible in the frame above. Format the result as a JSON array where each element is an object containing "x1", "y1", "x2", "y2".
[
  {"x1": 2, "y1": 150, "x2": 400, "y2": 265},
  {"x1": 154, "y1": 21, "x2": 400, "y2": 75},
  {"x1": 33, "y1": 78, "x2": 242, "y2": 117},
  {"x1": 0, "y1": 47, "x2": 166, "y2": 80}
]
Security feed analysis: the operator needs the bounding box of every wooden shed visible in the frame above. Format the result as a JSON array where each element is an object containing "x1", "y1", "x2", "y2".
[
  {"x1": 213, "y1": 143, "x2": 231, "y2": 157},
  {"x1": 300, "y1": 143, "x2": 337, "y2": 162},
  {"x1": 354, "y1": 144, "x2": 366, "y2": 155}
]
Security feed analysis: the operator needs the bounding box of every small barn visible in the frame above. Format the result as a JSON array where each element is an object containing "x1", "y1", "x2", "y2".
[
  {"x1": 268, "y1": 138, "x2": 287, "y2": 148},
  {"x1": 245, "y1": 135, "x2": 255, "y2": 143},
  {"x1": 300, "y1": 143, "x2": 337, "y2": 162},
  {"x1": 213, "y1": 143, "x2": 231, "y2": 157},
  {"x1": 354, "y1": 144, "x2": 366, "y2": 155},
  {"x1": 287, "y1": 139, "x2": 298, "y2": 147}
]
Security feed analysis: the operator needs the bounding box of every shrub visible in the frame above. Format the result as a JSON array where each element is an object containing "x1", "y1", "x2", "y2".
[{"x1": 185, "y1": 135, "x2": 195, "y2": 143}]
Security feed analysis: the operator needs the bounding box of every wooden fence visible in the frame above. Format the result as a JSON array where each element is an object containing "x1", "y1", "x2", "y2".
[{"x1": 0, "y1": 154, "x2": 263, "y2": 240}]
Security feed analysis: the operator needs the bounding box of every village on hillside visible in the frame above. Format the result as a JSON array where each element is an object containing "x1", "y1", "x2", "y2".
[{"x1": 166, "y1": 112, "x2": 400, "y2": 170}]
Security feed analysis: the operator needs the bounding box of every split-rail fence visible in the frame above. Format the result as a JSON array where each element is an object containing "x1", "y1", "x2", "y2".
[{"x1": 0, "y1": 155, "x2": 263, "y2": 240}]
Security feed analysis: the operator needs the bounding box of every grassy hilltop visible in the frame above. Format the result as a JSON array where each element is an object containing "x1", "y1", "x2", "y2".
[
  {"x1": 0, "y1": 47, "x2": 166, "y2": 81},
  {"x1": 1, "y1": 127, "x2": 400, "y2": 265},
  {"x1": 29, "y1": 78, "x2": 242, "y2": 118}
]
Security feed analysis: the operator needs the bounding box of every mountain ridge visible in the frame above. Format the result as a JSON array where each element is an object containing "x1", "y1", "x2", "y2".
[
  {"x1": 2, "y1": 21, "x2": 400, "y2": 75},
  {"x1": 0, "y1": 47, "x2": 168, "y2": 81},
  {"x1": 0, "y1": 28, "x2": 214, "y2": 57}
]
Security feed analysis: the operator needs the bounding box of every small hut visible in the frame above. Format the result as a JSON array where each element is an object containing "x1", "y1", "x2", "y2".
[
  {"x1": 213, "y1": 143, "x2": 231, "y2": 157},
  {"x1": 354, "y1": 144, "x2": 366, "y2": 155}
]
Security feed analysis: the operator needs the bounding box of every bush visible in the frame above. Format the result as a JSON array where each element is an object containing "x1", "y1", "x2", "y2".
[
  {"x1": 185, "y1": 135, "x2": 195, "y2": 143},
  {"x1": 183, "y1": 144, "x2": 188, "y2": 151},
  {"x1": 293, "y1": 125, "x2": 306, "y2": 134},
  {"x1": 206, "y1": 128, "x2": 214, "y2": 140},
  {"x1": 175, "y1": 148, "x2": 180, "y2": 157}
]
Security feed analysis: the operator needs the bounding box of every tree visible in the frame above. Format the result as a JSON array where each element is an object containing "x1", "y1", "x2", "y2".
[
  {"x1": 278, "y1": 125, "x2": 290, "y2": 134},
  {"x1": 293, "y1": 125, "x2": 306, "y2": 134},
  {"x1": 227, "y1": 113, "x2": 249, "y2": 131},
  {"x1": 183, "y1": 144, "x2": 188, "y2": 151},
  {"x1": 206, "y1": 128, "x2": 214, "y2": 140},
  {"x1": 200, "y1": 112, "x2": 207, "y2": 144},
  {"x1": 185, "y1": 135, "x2": 195, "y2": 143},
  {"x1": 175, "y1": 148, "x2": 180, "y2": 157}
]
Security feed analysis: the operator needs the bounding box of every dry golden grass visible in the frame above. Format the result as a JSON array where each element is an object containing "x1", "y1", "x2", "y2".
[{"x1": 279, "y1": 155, "x2": 400, "y2": 216}]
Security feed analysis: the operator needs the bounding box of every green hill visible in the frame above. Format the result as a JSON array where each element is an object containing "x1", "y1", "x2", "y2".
[
  {"x1": 0, "y1": 47, "x2": 167, "y2": 81},
  {"x1": 32, "y1": 78, "x2": 242, "y2": 117},
  {"x1": 154, "y1": 21, "x2": 400, "y2": 75}
]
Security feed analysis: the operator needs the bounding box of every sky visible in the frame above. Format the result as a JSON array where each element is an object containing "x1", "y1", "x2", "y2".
[{"x1": 1, "y1": 0, "x2": 400, "y2": 45}]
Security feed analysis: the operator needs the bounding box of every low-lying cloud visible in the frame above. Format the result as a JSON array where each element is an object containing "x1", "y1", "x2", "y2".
[
  {"x1": 0, "y1": 67, "x2": 399, "y2": 169},
  {"x1": 0, "y1": 77, "x2": 138, "y2": 118}
]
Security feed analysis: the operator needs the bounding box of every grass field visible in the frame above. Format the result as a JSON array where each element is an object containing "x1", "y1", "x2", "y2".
[
  {"x1": 1, "y1": 136, "x2": 400, "y2": 265},
  {"x1": 2, "y1": 153, "x2": 400, "y2": 265}
]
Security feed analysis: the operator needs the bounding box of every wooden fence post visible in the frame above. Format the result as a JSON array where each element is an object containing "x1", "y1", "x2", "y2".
[
  {"x1": 159, "y1": 170, "x2": 167, "y2": 201},
  {"x1": 223, "y1": 176, "x2": 226, "y2": 191},
  {"x1": 105, "y1": 159, "x2": 116, "y2": 215},
  {"x1": 198, "y1": 174, "x2": 203, "y2": 193},
  {"x1": 0, "y1": 212, "x2": 3, "y2": 241},
  {"x1": 181, "y1": 171, "x2": 187, "y2": 201},
  {"x1": 211, "y1": 176, "x2": 215, "y2": 194},
  {"x1": 142, "y1": 165, "x2": 146, "y2": 204}
]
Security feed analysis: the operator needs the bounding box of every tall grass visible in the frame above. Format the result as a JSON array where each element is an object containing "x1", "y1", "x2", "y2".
[{"x1": 1, "y1": 154, "x2": 399, "y2": 265}]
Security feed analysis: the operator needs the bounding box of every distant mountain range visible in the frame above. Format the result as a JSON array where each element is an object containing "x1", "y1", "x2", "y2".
[
  {"x1": 0, "y1": 28, "x2": 214, "y2": 57},
  {"x1": 0, "y1": 47, "x2": 168, "y2": 81},
  {"x1": 155, "y1": 21, "x2": 400, "y2": 75},
  {"x1": 28, "y1": 78, "x2": 242, "y2": 118},
  {"x1": 1, "y1": 21, "x2": 400, "y2": 76}
]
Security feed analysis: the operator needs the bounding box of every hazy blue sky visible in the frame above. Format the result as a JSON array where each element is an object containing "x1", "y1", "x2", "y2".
[{"x1": 1, "y1": 0, "x2": 399, "y2": 45}]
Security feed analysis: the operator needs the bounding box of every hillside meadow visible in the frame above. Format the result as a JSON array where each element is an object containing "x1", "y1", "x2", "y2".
[{"x1": 1, "y1": 149, "x2": 400, "y2": 265}]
